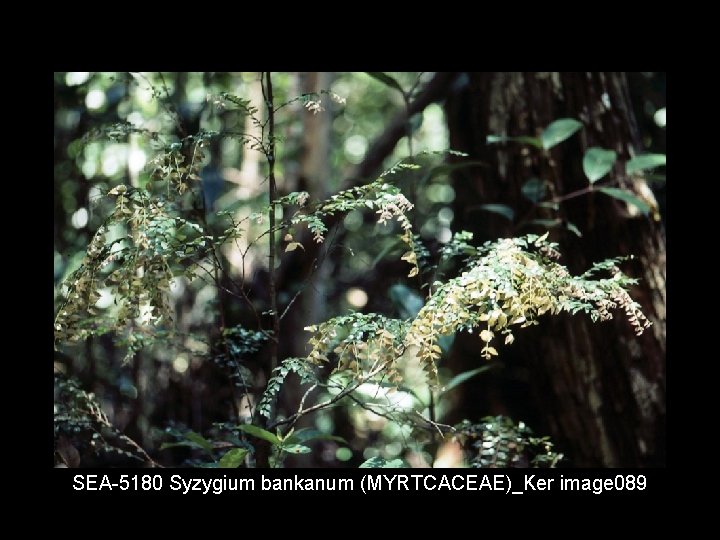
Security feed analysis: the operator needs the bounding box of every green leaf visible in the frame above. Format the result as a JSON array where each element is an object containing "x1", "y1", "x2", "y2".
[
  {"x1": 365, "y1": 72, "x2": 405, "y2": 95},
  {"x1": 537, "y1": 201, "x2": 559, "y2": 210},
  {"x1": 583, "y1": 147, "x2": 617, "y2": 183},
  {"x1": 626, "y1": 154, "x2": 666, "y2": 174},
  {"x1": 566, "y1": 222, "x2": 583, "y2": 237},
  {"x1": 526, "y1": 219, "x2": 561, "y2": 228},
  {"x1": 283, "y1": 428, "x2": 347, "y2": 446},
  {"x1": 285, "y1": 242, "x2": 303, "y2": 252},
  {"x1": 184, "y1": 431, "x2": 214, "y2": 454},
  {"x1": 521, "y1": 177, "x2": 546, "y2": 203},
  {"x1": 443, "y1": 365, "x2": 495, "y2": 394},
  {"x1": 479, "y1": 204, "x2": 514, "y2": 221},
  {"x1": 218, "y1": 448, "x2": 248, "y2": 468},
  {"x1": 280, "y1": 444, "x2": 312, "y2": 454},
  {"x1": 359, "y1": 456, "x2": 407, "y2": 468},
  {"x1": 159, "y1": 441, "x2": 201, "y2": 451},
  {"x1": 237, "y1": 424, "x2": 281, "y2": 446},
  {"x1": 486, "y1": 135, "x2": 543, "y2": 148},
  {"x1": 597, "y1": 187, "x2": 650, "y2": 215},
  {"x1": 540, "y1": 118, "x2": 583, "y2": 150}
]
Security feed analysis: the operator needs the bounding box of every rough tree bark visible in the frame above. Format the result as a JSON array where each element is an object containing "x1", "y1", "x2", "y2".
[{"x1": 445, "y1": 72, "x2": 665, "y2": 466}]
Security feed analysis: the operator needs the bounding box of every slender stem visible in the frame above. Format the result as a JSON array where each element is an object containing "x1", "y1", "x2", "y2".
[
  {"x1": 428, "y1": 390, "x2": 436, "y2": 444},
  {"x1": 264, "y1": 71, "x2": 280, "y2": 374},
  {"x1": 514, "y1": 178, "x2": 623, "y2": 233},
  {"x1": 192, "y1": 168, "x2": 242, "y2": 423},
  {"x1": 550, "y1": 177, "x2": 620, "y2": 205},
  {"x1": 552, "y1": 185, "x2": 594, "y2": 204},
  {"x1": 404, "y1": 94, "x2": 413, "y2": 158}
]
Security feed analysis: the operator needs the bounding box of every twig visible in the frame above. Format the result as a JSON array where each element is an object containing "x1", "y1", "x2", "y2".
[
  {"x1": 130, "y1": 72, "x2": 187, "y2": 138},
  {"x1": 345, "y1": 392, "x2": 400, "y2": 424},
  {"x1": 270, "y1": 381, "x2": 362, "y2": 431},
  {"x1": 352, "y1": 72, "x2": 461, "y2": 181},
  {"x1": 412, "y1": 411, "x2": 455, "y2": 437},
  {"x1": 278, "y1": 258, "x2": 318, "y2": 322},
  {"x1": 269, "y1": 362, "x2": 389, "y2": 430},
  {"x1": 514, "y1": 177, "x2": 621, "y2": 232},
  {"x1": 296, "y1": 384, "x2": 318, "y2": 414},
  {"x1": 262, "y1": 72, "x2": 280, "y2": 369}
]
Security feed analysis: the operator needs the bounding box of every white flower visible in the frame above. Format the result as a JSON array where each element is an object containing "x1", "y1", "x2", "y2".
[
  {"x1": 296, "y1": 191, "x2": 309, "y2": 206},
  {"x1": 305, "y1": 100, "x2": 324, "y2": 115},
  {"x1": 329, "y1": 92, "x2": 346, "y2": 105}
]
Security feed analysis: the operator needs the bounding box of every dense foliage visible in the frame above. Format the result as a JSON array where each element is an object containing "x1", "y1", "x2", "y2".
[{"x1": 54, "y1": 72, "x2": 663, "y2": 468}]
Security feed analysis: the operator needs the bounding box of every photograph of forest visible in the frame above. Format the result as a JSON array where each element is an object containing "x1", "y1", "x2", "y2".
[{"x1": 54, "y1": 72, "x2": 666, "y2": 469}]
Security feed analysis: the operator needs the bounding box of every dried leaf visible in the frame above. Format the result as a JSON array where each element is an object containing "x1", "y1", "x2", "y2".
[
  {"x1": 480, "y1": 329, "x2": 494, "y2": 342},
  {"x1": 285, "y1": 242, "x2": 304, "y2": 252}
]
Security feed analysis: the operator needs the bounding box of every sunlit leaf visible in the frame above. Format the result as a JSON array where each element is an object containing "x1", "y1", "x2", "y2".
[
  {"x1": 597, "y1": 187, "x2": 650, "y2": 215},
  {"x1": 583, "y1": 147, "x2": 617, "y2": 183},
  {"x1": 280, "y1": 444, "x2": 312, "y2": 454},
  {"x1": 285, "y1": 242, "x2": 303, "y2": 252},
  {"x1": 237, "y1": 424, "x2": 281, "y2": 446},
  {"x1": 359, "y1": 456, "x2": 407, "y2": 468},
  {"x1": 218, "y1": 448, "x2": 248, "y2": 468},
  {"x1": 540, "y1": 118, "x2": 583, "y2": 150},
  {"x1": 487, "y1": 134, "x2": 543, "y2": 148},
  {"x1": 537, "y1": 201, "x2": 559, "y2": 210},
  {"x1": 566, "y1": 222, "x2": 583, "y2": 237},
  {"x1": 626, "y1": 154, "x2": 666, "y2": 175},
  {"x1": 184, "y1": 431, "x2": 214, "y2": 453},
  {"x1": 400, "y1": 251, "x2": 417, "y2": 263}
]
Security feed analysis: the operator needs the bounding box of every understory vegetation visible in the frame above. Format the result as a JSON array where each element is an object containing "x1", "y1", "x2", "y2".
[{"x1": 54, "y1": 72, "x2": 664, "y2": 468}]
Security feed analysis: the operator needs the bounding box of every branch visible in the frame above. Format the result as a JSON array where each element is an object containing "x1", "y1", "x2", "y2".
[
  {"x1": 268, "y1": 362, "x2": 389, "y2": 430},
  {"x1": 268, "y1": 380, "x2": 362, "y2": 431},
  {"x1": 287, "y1": 72, "x2": 460, "y2": 272},
  {"x1": 114, "y1": 432, "x2": 163, "y2": 468},
  {"x1": 412, "y1": 411, "x2": 455, "y2": 437},
  {"x1": 344, "y1": 392, "x2": 401, "y2": 424},
  {"x1": 350, "y1": 72, "x2": 461, "y2": 182}
]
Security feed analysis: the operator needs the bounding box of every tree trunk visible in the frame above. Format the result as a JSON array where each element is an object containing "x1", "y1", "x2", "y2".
[{"x1": 445, "y1": 72, "x2": 665, "y2": 466}]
